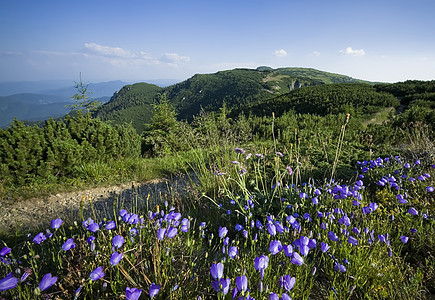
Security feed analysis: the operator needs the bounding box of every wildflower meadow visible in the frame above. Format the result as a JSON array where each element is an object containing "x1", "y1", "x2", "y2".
[{"x1": 1, "y1": 136, "x2": 434, "y2": 299}]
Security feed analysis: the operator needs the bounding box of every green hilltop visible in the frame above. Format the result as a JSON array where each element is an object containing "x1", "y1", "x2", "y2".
[
  {"x1": 94, "y1": 82, "x2": 163, "y2": 133},
  {"x1": 94, "y1": 67, "x2": 375, "y2": 132},
  {"x1": 271, "y1": 67, "x2": 372, "y2": 84}
]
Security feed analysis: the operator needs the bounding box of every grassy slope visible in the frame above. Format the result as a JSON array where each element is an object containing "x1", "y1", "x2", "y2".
[{"x1": 274, "y1": 67, "x2": 372, "y2": 84}]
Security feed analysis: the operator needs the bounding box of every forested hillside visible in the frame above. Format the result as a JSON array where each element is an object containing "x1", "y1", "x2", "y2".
[
  {"x1": 93, "y1": 67, "x2": 376, "y2": 131},
  {"x1": 375, "y1": 80, "x2": 435, "y2": 129},
  {"x1": 237, "y1": 83, "x2": 399, "y2": 118},
  {"x1": 94, "y1": 82, "x2": 162, "y2": 133}
]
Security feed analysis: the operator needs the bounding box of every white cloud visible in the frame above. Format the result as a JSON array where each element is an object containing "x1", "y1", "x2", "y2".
[
  {"x1": 139, "y1": 51, "x2": 154, "y2": 60},
  {"x1": 82, "y1": 43, "x2": 189, "y2": 67},
  {"x1": 84, "y1": 43, "x2": 136, "y2": 58},
  {"x1": 0, "y1": 50, "x2": 23, "y2": 56},
  {"x1": 273, "y1": 49, "x2": 288, "y2": 57},
  {"x1": 339, "y1": 47, "x2": 365, "y2": 56},
  {"x1": 160, "y1": 53, "x2": 190, "y2": 63},
  {"x1": 312, "y1": 51, "x2": 321, "y2": 56},
  {"x1": 1, "y1": 43, "x2": 194, "y2": 81},
  {"x1": 139, "y1": 51, "x2": 160, "y2": 65}
]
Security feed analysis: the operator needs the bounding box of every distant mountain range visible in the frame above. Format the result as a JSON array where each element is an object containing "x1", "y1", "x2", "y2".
[
  {"x1": 0, "y1": 93, "x2": 71, "y2": 126},
  {"x1": 0, "y1": 80, "x2": 129, "y2": 127}
]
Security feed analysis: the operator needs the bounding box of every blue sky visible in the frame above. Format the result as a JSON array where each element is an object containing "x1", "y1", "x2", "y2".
[{"x1": 1, "y1": 0, "x2": 434, "y2": 83}]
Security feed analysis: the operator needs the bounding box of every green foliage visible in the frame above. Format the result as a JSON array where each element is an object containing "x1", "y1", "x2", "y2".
[
  {"x1": 373, "y1": 80, "x2": 435, "y2": 132},
  {"x1": 166, "y1": 69, "x2": 291, "y2": 121},
  {"x1": 375, "y1": 80, "x2": 435, "y2": 98},
  {"x1": 393, "y1": 105, "x2": 435, "y2": 130},
  {"x1": 0, "y1": 114, "x2": 141, "y2": 186},
  {"x1": 238, "y1": 83, "x2": 399, "y2": 118},
  {"x1": 0, "y1": 119, "x2": 46, "y2": 185},
  {"x1": 142, "y1": 95, "x2": 182, "y2": 156},
  {"x1": 142, "y1": 96, "x2": 253, "y2": 158}
]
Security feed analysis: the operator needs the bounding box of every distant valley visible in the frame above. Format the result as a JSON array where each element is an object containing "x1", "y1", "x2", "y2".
[{"x1": 0, "y1": 80, "x2": 128, "y2": 127}]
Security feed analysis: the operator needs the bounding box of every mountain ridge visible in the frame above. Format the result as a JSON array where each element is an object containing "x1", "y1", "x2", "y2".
[{"x1": 95, "y1": 66, "x2": 379, "y2": 132}]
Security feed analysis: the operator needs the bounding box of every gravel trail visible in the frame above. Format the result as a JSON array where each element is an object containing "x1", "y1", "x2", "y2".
[{"x1": 0, "y1": 174, "x2": 196, "y2": 235}]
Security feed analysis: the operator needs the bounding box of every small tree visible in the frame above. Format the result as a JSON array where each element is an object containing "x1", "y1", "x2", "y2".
[
  {"x1": 142, "y1": 94, "x2": 181, "y2": 156},
  {"x1": 147, "y1": 94, "x2": 179, "y2": 132},
  {"x1": 67, "y1": 73, "x2": 102, "y2": 114}
]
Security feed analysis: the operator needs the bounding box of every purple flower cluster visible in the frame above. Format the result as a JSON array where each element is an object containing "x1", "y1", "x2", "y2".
[{"x1": 149, "y1": 207, "x2": 190, "y2": 241}]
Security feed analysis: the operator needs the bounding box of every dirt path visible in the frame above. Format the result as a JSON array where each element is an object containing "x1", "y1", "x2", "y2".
[{"x1": 0, "y1": 174, "x2": 197, "y2": 236}]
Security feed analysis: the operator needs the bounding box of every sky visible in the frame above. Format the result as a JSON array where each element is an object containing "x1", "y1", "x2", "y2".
[{"x1": 1, "y1": 0, "x2": 435, "y2": 83}]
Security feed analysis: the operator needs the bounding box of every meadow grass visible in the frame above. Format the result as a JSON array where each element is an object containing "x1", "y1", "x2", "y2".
[{"x1": 0, "y1": 136, "x2": 433, "y2": 299}]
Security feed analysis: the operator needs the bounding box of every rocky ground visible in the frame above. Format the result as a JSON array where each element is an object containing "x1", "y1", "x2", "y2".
[{"x1": 0, "y1": 174, "x2": 197, "y2": 236}]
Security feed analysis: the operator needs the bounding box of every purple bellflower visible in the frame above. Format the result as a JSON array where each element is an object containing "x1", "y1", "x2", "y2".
[
  {"x1": 51, "y1": 218, "x2": 63, "y2": 229},
  {"x1": 87, "y1": 222, "x2": 100, "y2": 233},
  {"x1": 281, "y1": 274, "x2": 296, "y2": 291},
  {"x1": 254, "y1": 255, "x2": 269, "y2": 279},
  {"x1": 0, "y1": 246, "x2": 11, "y2": 257},
  {"x1": 291, "y1": 251, "x2": 304, "y2": 265},
  {"x1": 348, "y1": 236, "x2": 358, "y2": 246},
  {"x1": 228, "y1": 246, "x2": 238, "y2": 259},
  {"x1": 408, "y1": 207, "x2": 418, "y2": 216},
  {"x1": 219, "y1": 227, "x2": 228, "y2": 239},
  {"x1": 0, "y1": 273, "x2": 19, "y2": 291},
  {"x1": 105, "y1": 221, "x2": 116, "y2": 230},
  {"x1": 269, "y1": 293, "x2": 279, "y2": 300},
  {"x1": 167, "y1": 226, "x2": 178, "y2": 238},
  {"x1": 282, "y1": 293, "x2": 292, "y2": 300},
  {"x1": 33, "y1": 232, "x2": 46, "y2": 244},
  {"x1": 125, "y1": 287, "x2": 142, "y2": 300},
  {"x1": 39, "y1": 273, "x2": 57, "y2": 291},
  {"x1": 269, "y1": 240, "x2": 283, "y2": 255},
  {"x1": 328, "y1": 231, "x2": 339, "y2": 242},
  {"x1": 89, "y1": 266, "x2": 105, "y2": 281},
  {"x1": 112, "y1": 235, "x2": 124, "y2": 250},
  {"x1": 62, "y1": 238, "x2": 76, "y2": 251},
  {"x1": 149, "y1": 283, "x2": 160, "y2": 298},
  {"x1": 110, "y1": 252, "x2": 123, "y2": 266},
  {"x1": 210, "y1": 262, "x2": 224, "y2": 280},
  {"x1": 236, "y1": 275, "x2": 248, "y2": 293}
]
